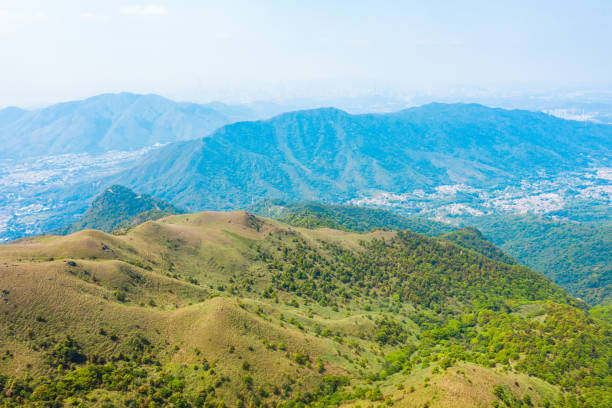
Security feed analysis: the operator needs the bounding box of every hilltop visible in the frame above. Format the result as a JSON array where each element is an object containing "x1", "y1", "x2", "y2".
[
  {"x1": 0, "y1": 211, "x2": 609, "y2": 407},
  {"x1": 56, "y1": 185, "x2": 183, "y2": 234}
]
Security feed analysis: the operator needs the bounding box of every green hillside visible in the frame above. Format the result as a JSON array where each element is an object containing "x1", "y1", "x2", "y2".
[
  {"x1": 465, "y1": 214, "x2": 612, "y2": 305},
  {"x1": 256, "y1": 200, "x2": 610, "y2": 305},
  {"x1": 440, "y1": 227, "x2": 517, "y2": 265},
  {"x1": 251, "y1": 200, "x2": 454, "y2": 236},
  {"x1": 0, "y1": 211, "x2": 609, "y2": 407},
  {"x1": 58, "y1": 185, "x2": 183, "y2": 234}
]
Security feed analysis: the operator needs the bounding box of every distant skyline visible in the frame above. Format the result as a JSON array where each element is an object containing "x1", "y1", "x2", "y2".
[{"x1": 1, "y1": 0, "x2": 611, "y2": 108}]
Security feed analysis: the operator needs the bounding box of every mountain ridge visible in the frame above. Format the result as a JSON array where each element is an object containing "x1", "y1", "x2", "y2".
[
  {"x1": 0, "y1": 93, "x2": 262, "y2": 158},
  {"x1": 250, "y1": 199, "x2": 455, "y2": 236},
  {"x1": 110, "y1": 102, "x2": 611, "y2": 211}
]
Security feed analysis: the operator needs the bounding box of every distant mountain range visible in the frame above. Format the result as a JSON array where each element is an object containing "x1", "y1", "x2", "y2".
[
  {"x1": 0, "y1": 92, "x2": 418, "y2": 160},
  {"x1": 0, "y1": 93, "x2": 265, "y2": 158},
  {"x1": 112, "y1": 103, "x2": 611, "y2": 211}
]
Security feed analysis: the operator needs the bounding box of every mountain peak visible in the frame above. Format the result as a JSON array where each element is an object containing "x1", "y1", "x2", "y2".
[
  {"x1": 0, "y1": 93, "x2": 242, "y2": 158},
  {"x1": 267, "y1": 106, "x2": 350, "y2": 121},
  {"x1": 100, "y1": 184, "x2": 139, "y2": 198},
  {"x1": 59, "y1": 185, "x2": 182, "y2": 234},
  {"x1": 117, "y1": 102, "x2": 611, "y2": 212}
]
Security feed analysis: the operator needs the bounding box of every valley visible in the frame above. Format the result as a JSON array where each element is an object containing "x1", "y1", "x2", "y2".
[
  {"x1": 349, "y1": 166, "x2": 612, "y2": 222},
  {"x1": 0, "y1": 149, "x2": 158, "y2": 242}
]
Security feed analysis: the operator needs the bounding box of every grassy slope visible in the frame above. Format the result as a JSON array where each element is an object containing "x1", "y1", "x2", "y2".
[
  {"x1": 0, "y1": 211, "x2": 609, "y2": 407},
  {"x1": 342, "y1": 362, "x2": 558, "y2": 408}
]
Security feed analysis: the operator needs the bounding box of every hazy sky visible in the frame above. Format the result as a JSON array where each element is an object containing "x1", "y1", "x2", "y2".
[{"x1": 1, "y1": 0, "x2": 611, "y2": 107}]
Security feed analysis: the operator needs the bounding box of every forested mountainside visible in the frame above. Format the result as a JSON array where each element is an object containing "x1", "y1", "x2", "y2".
[
  {"x1": 439, "y1": 227, "x2": 517, "y2": 265},
  {"x1": 112, "y1": 103, "x2": 611, "y2": 211},
  {"x1": 466, "y1": 214, "x2": 612, "y2": 305},
  {"x1": 56, "y1": 185, "x2": 182, "y2": 235},
  {"x1": 249, "y1": 201, "x2": 610, "y2": 305},
  {"x1": 250, "y1": 200, "x2": 454, "y2": 236},
  {"x1": 0, "y1": 211, "x2": 609, "y2": 407}
]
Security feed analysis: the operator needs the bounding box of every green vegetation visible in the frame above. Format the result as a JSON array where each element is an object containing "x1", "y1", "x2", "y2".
[
  {"x1": 466, "y1": 214, "x2": 612, "y2": 305},
  {"x1": 440, "y1": 227, "x2": 516, "y2": 265},
  {"x1": 0, "y1": 211, "x2": 609, "y2": 407},
  {"x1": 58, "y1": 185, "x2": 183, "y2": 234},
  {"x1": 251, "y1": 200, "x2": 454, "y2": 236},
  {"x1": 254, "y1": 201, "x2": 610, "y2": 307}
]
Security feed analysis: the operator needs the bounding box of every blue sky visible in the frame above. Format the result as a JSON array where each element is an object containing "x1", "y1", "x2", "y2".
[{"x1": 0, "y1": 0, "x2": 611, "y2": 107}]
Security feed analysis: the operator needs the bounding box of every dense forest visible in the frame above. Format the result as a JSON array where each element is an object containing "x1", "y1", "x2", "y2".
[
  {"x1": 467, "y1": 214, "x2": 611, "y2": 305},
  {"x1": 251, "y1": 200, "x2": 454, "y2": 236},
  {"x1": 254, "y1": 201, "x2": 611, "y2": 306}
]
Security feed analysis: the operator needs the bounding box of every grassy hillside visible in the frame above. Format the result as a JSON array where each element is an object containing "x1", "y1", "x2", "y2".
[
  {"x1": 57, "y1": 185, "x2": 183, "y2": 234},
  {"x1": 0, "y1": 212, "x2": 609, "y2": 407}
]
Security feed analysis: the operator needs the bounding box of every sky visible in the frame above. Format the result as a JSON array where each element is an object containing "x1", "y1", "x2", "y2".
[{"x1": 1, "y1": 0, "x2": 611, "y2": 107}]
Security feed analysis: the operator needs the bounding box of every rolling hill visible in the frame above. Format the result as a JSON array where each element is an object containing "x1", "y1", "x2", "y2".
[
  {"x1": 112, "y1": 103, "x2": 611, "y2": 211},
  {"x1": 0, "y1": 211, "x2": 609, "y2": 407}
]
